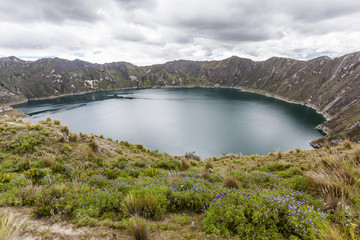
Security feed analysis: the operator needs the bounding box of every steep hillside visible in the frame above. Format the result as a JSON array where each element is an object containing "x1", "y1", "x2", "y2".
[{"x1": 0, "y1": 52, "x2": 359, "y2": 145}]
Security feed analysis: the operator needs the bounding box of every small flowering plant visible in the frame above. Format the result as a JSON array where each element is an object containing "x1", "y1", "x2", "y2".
[
  {"x1": 1, "y1": 173, "x2": 12, "y2": 183},
  {"x1": 202, "y1": 187, "x2": 328, "y2": 239}
]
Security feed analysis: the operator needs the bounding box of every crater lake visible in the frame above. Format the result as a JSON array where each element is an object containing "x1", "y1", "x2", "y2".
[{"x1": 13, "y1": 88, "x2": 325, "y2": 157}]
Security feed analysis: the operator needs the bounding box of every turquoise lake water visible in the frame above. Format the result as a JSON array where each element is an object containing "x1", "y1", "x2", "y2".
[{"x1": 13, "y1": 88, "x2": 325, "y2": 157}]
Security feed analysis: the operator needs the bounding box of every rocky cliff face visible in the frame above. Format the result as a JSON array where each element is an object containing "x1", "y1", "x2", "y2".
[{"x1": 0, "y1": 52, "x2": 359, "y2": 146}]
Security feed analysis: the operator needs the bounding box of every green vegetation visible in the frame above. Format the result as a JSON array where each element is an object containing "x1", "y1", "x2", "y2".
[{"x1": 0, "y1": 118, "x2": 359, "y2": 239}]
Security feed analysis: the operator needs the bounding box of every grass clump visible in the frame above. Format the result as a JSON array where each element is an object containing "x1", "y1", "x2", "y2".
[
  {"x1": 275, "y1": 148, "x2": 282, "y2": 159},
  {"x1": 180, "y1": 158, "x2": 190, "y2": 170},
  {"x1": 53, "y1": 119, "x2": 61, "y2": 125},
  {"x1": 0, "y1": 210, "x2": 27, "y2": 240},
  {"x1": 122, "y1": 191, "x2": 166, "y2": 220},
  {"x1": 305, "y1": 157, "x2": 360, "y2": 210},
  {"x1": 204, "y1": 158, "x2": 213, "y2": 170},
  {"x1": 223, "y1": 175, "x2": 239, "y2": 189},
  {"x1": 42, "y1": 154, "x2": 55, "y2": 167},
  {"x1": 127, "y1": 216, "x2": 150, "y2": 240}
]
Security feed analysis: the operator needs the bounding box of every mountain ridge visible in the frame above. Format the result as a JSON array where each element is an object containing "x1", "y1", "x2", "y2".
[{"x1": 0, "y1": 52, "x2": 359, "y2": 147}]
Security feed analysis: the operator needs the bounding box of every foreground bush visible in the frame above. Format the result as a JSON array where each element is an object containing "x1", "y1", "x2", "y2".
[{"x1": 202, "y1": 188, "x2": 328, "y2": 239}]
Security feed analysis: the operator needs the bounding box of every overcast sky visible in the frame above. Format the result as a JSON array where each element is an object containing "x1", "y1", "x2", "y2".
[{"x1": 0, "y1": 0, "x2": 359, "y2": 65}]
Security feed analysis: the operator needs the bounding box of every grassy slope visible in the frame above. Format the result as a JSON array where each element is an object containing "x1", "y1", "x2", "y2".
[{"x1": 0, "y1": 112, "x2": 359, "y2": 239}]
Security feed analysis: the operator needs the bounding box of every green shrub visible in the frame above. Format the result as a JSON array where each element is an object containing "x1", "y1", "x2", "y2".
[
  {"x1": 88, "y1": 174, "x2": 109, "y2": 187},
  {"x1": 51, "y1": 163, "x2": 73, "y2": 178},
  {"x1": 53, "y1": 119, "x2": 61, "y2": 125},
  {"x1": 89, "y1": 157, "x2": 106, "y2": 167},
  {"x1": 232, "y1": 171, "x2": 282, "y2": 189},
  {"x1": 0, "y1": 173, "x2": 12, "y2": 183},
  {"x1": 153, "y1": 159, "x2": 180, "y2": 170},
  {"x1": 202, "y1": 188, "x2": 328, "y2": 239},
  {"x1": 142, "y1": 167, "x2": 163, "y2": 177},
  {"x1": 115, "y1": 158, "x2": 128, "y2": 169},
  {"x1": 264, "y1": 161, "x2": 291, "y2": 172},
  {"x1": 125, "y1": 169, "x2": 142, "y2": 178},
  {"x1": 115, "y1": 149, "x2": 123, "y2": 155},
  {"x1": 104, "y1": 169, "x2": 120, "y2": 179},
  {"x1": 120, "y1": 141, "x2": 130, "y2": 147},
  {"x1": 167, "y1": 177, "x2": 226, "y2": 213},
  {"x1": 24, "y1": 168, "x2": 46, "y2": 183},
  {"x1": 134, "y1": 161, "x2": 146, "y2": 168},
  {"x1": 7, "y1": 132, "x2": 44, "y2": 153},
  {"x1": 172, "y1": 213, "x2": 189, "y2": 226},
  {"x1": 31, "y1": 187, "x2": 64, "y2": 217},
  {"x1": 130, "y1": 145, "x2": 139, "y2": 153},
  {"x1": 88, "y1": 140, "x2": 98, "y2": 152},
  {"x1": 15, "y1": 160, "x2": 30, "y2": 172}
]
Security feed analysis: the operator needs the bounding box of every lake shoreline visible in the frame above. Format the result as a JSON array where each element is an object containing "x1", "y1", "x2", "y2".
[
  {"x1": 9, "y1": 84, "x2": 329, "y2": 137},
  {"x1": 13, "y1": 87, "x2": 326, "y2": 156}
]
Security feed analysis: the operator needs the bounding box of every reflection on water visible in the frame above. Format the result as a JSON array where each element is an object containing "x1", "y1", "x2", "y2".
[{"x1": 13, "y1": 88, "x2": 325, "y2": 157}]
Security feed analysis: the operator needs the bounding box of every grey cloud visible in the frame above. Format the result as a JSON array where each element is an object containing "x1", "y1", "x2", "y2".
[
  {"x1": 0, "y1": 0, "x2": 104, "y2": 23},
  {"x1": 278, "y1": 0, "x2": 360, "y2": 23},
  {"x1": 113, "y1": 0, "x2": 156, "y2": 10}
]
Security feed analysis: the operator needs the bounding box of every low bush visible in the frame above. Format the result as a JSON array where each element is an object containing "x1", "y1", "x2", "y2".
[
  {"x1": 203, "y1": 188, "x2": 328, "y2": 239},
  {"x1": 153, "y1": 159, "x2": 180, "y2": 170},
  {"x1": 6, "y1": 132, "x2": 44, "y2": 153},
  {"x1": 185, "y1": 152, "x2": 201, "y2": 161},
  {"x1": 24, "y1": 168, "x2": 46, "y2": 183},
  {"x1": 142, "y1": 167, "x2": 163, "y2": 177}
]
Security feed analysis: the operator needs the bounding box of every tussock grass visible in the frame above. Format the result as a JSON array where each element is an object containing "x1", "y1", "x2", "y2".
[
  {"x1": 0, "y1": 210, "x2": 27, "y2": 240},
  {"x1": 168, "y1": 171, "x2": 181, "y2": 183},
  {"x1": 223, "y1": 175, "x2": 239, "y2": 189},
  {"x1": 204, "y1": 158, "x2": 213, "y2": 170},
  {"x1": 123, "y1": 194, "x2": 141, "y2": 217},
  {"x1": 128, "y1": 217, "x2": 150, "y2": 240},
  {"x1": 354, "y1": 149, "x2": 360, "y2": 164},
  {"x1": 42, "y1": 154, "x2": 55, "y2": 167},
  {"x1": 275, "y1": 148, "x2": 282, "y2": 159},
  {"x1": 342, "y1": 139, "x2": 353, "y2": 149},
  {"x1": 180, "y1": 158, "x2": 190, "y2": 170},
  {"x1": 306, "y1": 157, "x2": 360, "y2": 209},
  {"x1": 122, "y1": 193, "x2": 162, "y2": 220},
  {"x1": 69, "y1": 132, "x2": 78, "y2": 142}
]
